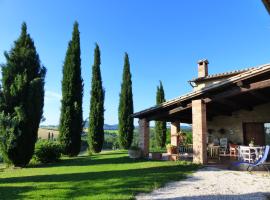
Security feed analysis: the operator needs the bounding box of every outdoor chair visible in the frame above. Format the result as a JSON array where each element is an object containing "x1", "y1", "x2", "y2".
[
  {"x1": 219, "y1": 138, "x2": 228, "y2": 156},
  {"x1": 233, "y1": 145, "x2": 270, "y2": 172},
  {"x1": 239, "y1": 146, "x2": 256, "y2": 163}
]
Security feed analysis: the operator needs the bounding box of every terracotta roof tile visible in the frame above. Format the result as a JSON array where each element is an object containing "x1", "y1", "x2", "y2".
[{"x1": 190, "y1": 67, "x2": 256, "y2": 82}]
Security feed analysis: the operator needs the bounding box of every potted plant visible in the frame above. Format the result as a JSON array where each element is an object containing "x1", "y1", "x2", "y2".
[
  {"x1": 151, "y1": 147, "x2": 163, "y2": 160},
  {"x1": 166, "y1": 144, "x2": 177, "y2": 154},
  {"x1": 178, "y1": 131, "x2": 187, "y2": 144},
  {"x1": 128, "y1": 146, "x2": 141, "y2": 159}
]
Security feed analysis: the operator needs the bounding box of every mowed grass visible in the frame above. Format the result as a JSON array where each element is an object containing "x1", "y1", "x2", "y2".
[{"x1": 0, "y1": 151, "x2": 198, "y2": 200}]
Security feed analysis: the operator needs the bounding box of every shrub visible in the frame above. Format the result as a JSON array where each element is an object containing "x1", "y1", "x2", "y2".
[{"x1": 34, "y1": 140, "x2": 62, "y2": 163}]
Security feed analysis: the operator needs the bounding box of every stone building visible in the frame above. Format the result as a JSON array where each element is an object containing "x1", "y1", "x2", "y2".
[{"x1": 132, "y1": 60, "x2": 270, "y2": 164}]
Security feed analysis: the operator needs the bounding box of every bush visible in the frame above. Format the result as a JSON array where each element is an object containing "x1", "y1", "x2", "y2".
[{"x1": 34, "y1": 140, "x2": 62, "y2": 163}]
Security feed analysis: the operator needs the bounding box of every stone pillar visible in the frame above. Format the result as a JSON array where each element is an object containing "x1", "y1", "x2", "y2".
[
  {"x1": 192, "y1": 99, "x2": 207, "y2": 164},
  {"x1": 171, "y1": 121, "x2": 180, "y2": 146},
  {"x1": 138, "y1": 118, "x2": 149, "y2": 158}
]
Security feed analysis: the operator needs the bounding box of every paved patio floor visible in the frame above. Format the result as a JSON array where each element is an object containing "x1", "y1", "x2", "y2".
[{"x1": 136, "y1": 167, "x2": 270, "y2": 200}]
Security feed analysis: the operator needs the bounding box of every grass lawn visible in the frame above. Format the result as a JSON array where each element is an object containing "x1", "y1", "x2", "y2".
[{"x1": 0, "y1": 151, "x2": 198, "y2": 200}]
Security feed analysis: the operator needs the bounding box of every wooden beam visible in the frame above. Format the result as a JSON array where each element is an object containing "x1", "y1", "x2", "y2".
[
  {"x1": 205, "y1": 79, "x2": 270, "y2": 103},
  {"x1": 147, "y1": 104, "x2": 192, "y2": 121}
]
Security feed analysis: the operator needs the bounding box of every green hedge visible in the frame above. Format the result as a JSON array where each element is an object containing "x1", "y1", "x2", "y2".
[{"x1": 34, "y1": 140, "x2": 62, "y2": 163}]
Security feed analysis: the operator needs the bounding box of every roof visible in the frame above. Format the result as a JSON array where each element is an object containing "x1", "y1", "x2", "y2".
[
  {"x1": 133, "y1": 63, "x2": 270, "y2": 118},
  {"x1": 189, "y1": 67, "x2": 255, "y2": 83},
  {"x1": 263, "y1": 0, "x2": 270, "y2": 14}
]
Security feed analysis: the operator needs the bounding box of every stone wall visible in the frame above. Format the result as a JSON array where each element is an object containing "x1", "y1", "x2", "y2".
[{"x1": 207, "y1": 102, "x2": 270, "y2": 144}]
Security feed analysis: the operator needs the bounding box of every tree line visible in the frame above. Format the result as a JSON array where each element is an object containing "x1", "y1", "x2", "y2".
[
  {"x1": 0, "y1": 22, "x2": 167, "y2": 167},
  {"x1": 0, "y1": 22, "x2": 135, "y2": 166}
]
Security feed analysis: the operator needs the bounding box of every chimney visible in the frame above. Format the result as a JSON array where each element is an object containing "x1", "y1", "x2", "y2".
[{"x1": 197, "y1": 59, "x2": 209, "y2": 78}]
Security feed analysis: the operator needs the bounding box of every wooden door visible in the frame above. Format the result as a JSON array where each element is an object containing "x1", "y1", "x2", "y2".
[{"x1": 243, "y1": 123, "x2": 265, "y2": 146}]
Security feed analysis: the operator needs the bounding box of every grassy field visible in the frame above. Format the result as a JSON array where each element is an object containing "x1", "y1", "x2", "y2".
[
  {"x1": 0, "y1": 151, "x2": 198, "y2": 200},
  {"x1": 38, "y1": 128, "x2": 59, "y2": 139}
]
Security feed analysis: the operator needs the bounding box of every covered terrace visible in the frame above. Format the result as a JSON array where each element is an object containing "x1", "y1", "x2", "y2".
[{"x1": 132, "y1": 63, "x2": 270, "y2": 164}]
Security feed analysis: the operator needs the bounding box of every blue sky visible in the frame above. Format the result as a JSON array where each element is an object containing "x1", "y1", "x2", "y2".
[{"x1": 0, "y1": 0, "x2": 270, "y2": 125}]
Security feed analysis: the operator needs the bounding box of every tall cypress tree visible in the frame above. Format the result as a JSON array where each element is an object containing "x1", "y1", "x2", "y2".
[
  {"x1": 88, "y1": 44, "x2": 105, "y2": 153},
  {"x1": 118, "y1": 53, "x2": 134, "y2": 149},
  {"x1": 0, "y1": 23, "x2": 46, "y2": 167},
  {"x1": 155, "y1": 81, "x2": 166, "y2": 148},
  {"x1": 59, "y1": 21, "x2": 83, "y2": 156}
]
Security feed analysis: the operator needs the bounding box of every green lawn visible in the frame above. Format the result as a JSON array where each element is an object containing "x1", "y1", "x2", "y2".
[{"x1": 0, "y1": 151, "x2": 198, "y2": 200}]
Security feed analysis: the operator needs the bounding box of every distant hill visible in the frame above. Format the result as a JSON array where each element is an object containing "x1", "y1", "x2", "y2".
[
  {"x1": 41, "y1": 122, "x2": 191, "y2": 131},
  {"x1": 83, "y1": 120, "x2": 118, "y2": 130},
  {"x1": 104, "y1": 124, "x2": 118, "y2": 130}
]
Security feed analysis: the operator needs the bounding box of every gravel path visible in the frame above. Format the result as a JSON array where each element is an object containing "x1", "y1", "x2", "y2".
[{"x1": 136, "y1": 167, "x2": 270, "y2": 200}]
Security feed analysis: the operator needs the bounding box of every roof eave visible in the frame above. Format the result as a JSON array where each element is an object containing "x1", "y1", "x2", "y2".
[{"x1": 133, "y1": 63, "x2": 270, "y2": 119}]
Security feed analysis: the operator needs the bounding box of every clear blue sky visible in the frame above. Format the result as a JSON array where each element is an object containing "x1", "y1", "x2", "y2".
[{"x1": 0, "y1": 0, "x2": 270, "y2": 125}]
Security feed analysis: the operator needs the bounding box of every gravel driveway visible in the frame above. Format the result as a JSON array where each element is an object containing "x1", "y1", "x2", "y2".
[{"x1": 136, "y1": 167, "x2": 270, "y2": 200}]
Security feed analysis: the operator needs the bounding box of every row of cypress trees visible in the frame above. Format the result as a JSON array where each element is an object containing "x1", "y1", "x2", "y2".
[
  {"x1": 0, "y1": 22, "x2": 134, "y2": 166},
  {"x1": 58, "y1": 22, "x2": 135, "y2": 155}
]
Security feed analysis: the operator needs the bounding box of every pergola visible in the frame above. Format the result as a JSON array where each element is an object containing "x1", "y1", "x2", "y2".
[{"x1": 132, "y1": 64, "x2": 270, "y2": 164}]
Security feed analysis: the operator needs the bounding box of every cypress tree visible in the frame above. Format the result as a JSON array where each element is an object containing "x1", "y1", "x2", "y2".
[
  {"x1": 0, "y1": 22, "x2": 46, "y2": 167},
  {"x1": 88, "y1": 44, "x2": 105, "y2": 153},
  {"x1": 118, "y1": 53, "x2": 134, "y2": 149},
  {"x1": 59, "y1": 21, "x2": 83, "y2": 156},
  {"x1": 155, "y1": 81, "x2": 167, "y2": 148}
]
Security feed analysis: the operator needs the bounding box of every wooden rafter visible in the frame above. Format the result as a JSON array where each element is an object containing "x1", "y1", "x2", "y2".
[
  {"x1": 205, "y1": 79, "x2": 270, "y2": 103},
  {"x1": 146, "y1": 104, "x2": 192, "y2": 121}
]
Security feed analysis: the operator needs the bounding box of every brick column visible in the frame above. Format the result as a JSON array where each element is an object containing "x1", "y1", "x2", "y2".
[
  {"x1": 138, "y1": 118, "x2": 149, "y2": 158},
  {"x1": 171, "y1": 121, "x2": 180, "y2": 146},
  {"x1": 192, "y1": 99, "x2": 207, "y2": 164}
]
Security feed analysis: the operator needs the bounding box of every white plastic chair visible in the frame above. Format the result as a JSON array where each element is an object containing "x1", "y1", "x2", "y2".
[{"x1": 219, "y1": 138, "x2": 228, "y2": 157}]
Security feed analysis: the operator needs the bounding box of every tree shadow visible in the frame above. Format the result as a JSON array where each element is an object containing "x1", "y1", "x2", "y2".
[
  {"x1": 28, "y1": 154, "x2": 149, "y2": 168},
  {"x1": 0, "y1": 164, "x2": 198, "y2": 199}
]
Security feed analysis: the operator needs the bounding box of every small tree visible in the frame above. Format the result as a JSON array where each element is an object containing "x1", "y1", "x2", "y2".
[
  {"x1": 118, "y1": 53, "x2": 134, "y2": 149},
  {"x1": 88, "y1": 44, "x2": 105, "y2": 153},
  {"x1": 155, "y1": 81, "x2": 166, "y2": 148},
  {"x1": 0, "y1": 23, "x2": 46, "y2": 167},
  {"x1": 59, "y1": 21, "x2": 83, "y2": 156}
]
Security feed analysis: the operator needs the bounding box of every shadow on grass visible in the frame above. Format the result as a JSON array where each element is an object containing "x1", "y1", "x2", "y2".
[
  {"x1": 0, "y1": 156, "x2": 198, "y2": 199},
  {"x1": 28, "y1": 154, "x2": 148, "y2": 168},
  {"x1": 0, "y1": 186, "x2": 34, "y2": 200}
]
